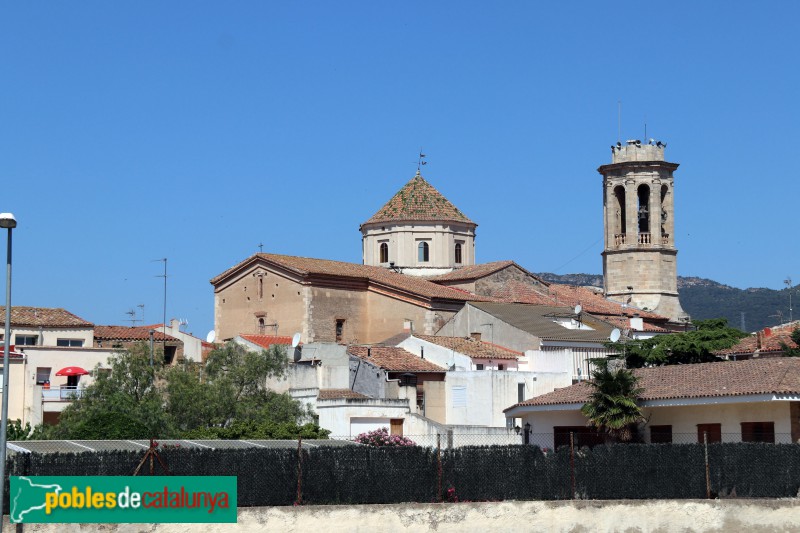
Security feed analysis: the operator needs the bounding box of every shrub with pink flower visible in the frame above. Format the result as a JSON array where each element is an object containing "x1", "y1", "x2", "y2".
[{"x1": 353, "y1": 427, "x2": 416, "y2": 447}]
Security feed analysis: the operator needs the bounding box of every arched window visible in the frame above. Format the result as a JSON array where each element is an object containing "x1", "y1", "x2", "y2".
[
  {"x1": 418, "y1": 241, "x2": 429, "y2": 262},
  {"x1": 454, "y1": 243, "x2": 462, "y2": 264},
  {"x1": 379, "y1": 242, "x2": 389, "y2": 263},
  {"x1": 637, "y1": 184, "x2": 650, "y2": 234},
  {"x1": 258, "y1": 318, "x2": 265, "y2": 334}
]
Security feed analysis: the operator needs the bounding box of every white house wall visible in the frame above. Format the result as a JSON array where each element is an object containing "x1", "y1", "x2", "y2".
[
  {"x1": 398, "y1": 337, "x2": 474, "y2": 371},
  {"x1": 12, "y1": 347, "x2": 116, "y2": 427},
  {"x1": 445, "y1": 371, "x2": 569, "y2": 427},
  {"x1": 7, "y1": 327, "x2": 95, "y2": 348},
  {"x1": 316, "y1": 398, "x2": 410, "y2": 437},
  {"x1": 519, "y1": 400, "x2": 796, "y2": 449}
]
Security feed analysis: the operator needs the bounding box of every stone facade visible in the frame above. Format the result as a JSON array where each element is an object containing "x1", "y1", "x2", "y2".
[
  {"x1": 599, "y1": 140, "x2": 688, "y2": 323},
  {"x1": 211, "y1": 255, "x2": 462, "y2": 344}
]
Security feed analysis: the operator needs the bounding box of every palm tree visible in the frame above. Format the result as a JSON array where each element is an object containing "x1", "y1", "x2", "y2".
[{"x1": 580, "y1": 359, "x2": 645, "y2": 443}]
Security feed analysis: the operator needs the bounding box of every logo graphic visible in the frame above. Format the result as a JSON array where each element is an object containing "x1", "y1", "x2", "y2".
[{"x1": 10, "y1": 476, "x2": 237, "y2": 523}]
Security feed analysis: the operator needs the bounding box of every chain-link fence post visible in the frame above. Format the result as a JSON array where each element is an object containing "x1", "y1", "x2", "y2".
[
  {"x1": 704, "y1": 431, "x2": 711, "y2": 499},
  {"x1": 570, "y1": 432, "x2": 576, "y2": 500},
  {"x1": 436, "y1": 433, "x2": 442, "y2": 502},
  {"x1": 295, "y1": 437, "x2": 303, "y2": 505}
]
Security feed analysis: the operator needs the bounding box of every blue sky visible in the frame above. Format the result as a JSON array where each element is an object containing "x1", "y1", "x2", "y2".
[{"x1": 1, "y1": 2, "x2": 798, "y2": 338}]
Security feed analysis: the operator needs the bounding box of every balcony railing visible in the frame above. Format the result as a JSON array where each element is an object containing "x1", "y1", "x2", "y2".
[
  {"x1": 42, "y1": 386, "x2": 85, "y2": 402},
  {"x1": 638, "y1": 233, "x2": 651, "y2": 245},
  {"x1": 614, "y1": 234, "x2": 626, "y2": 246}
]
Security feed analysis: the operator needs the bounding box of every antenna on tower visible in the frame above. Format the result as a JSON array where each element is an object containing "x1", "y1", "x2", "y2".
[{"x1": 617, "y1": 101, "x2": 622, "y2": 143}]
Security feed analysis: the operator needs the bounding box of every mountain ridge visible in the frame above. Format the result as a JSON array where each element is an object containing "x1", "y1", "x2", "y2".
[{"x1": 535, "y1": 273, "x2": 795, "y2": 332}]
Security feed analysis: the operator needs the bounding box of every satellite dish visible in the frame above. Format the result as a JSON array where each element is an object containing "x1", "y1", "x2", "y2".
[
  {"x1": 206, "y1": 330, "x2": 216, "y2": 343},
  {"x1": 609, "y1": 329, "x2": 621, "y2": 343},
  {"x1": 291, "y1": 332, "x2": 301, "y2": 348},
  {"x1": 574, "y1": 304, "x2": 582, "y2": 315}
]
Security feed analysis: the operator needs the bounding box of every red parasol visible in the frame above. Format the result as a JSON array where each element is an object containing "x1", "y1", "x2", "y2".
[{"x1": 55, "y1": 367, "x2": 89, "y2": 377}]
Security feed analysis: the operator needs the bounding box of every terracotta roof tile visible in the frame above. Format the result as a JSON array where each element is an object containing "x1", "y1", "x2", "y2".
[
  {"x1": 427, "y1": 261, "x2": 519, "y2": 282},
  {"x1": 318, "y1": 389, "x2": 369, "y2": 400},
  {"x1": 348, "y1": 346, "x2": 446, "y2": 373},
  {"x1": 716, "y1": 326, "x2": 799, "y2": 356},
  {"x1": 0, "y1": 307, "x2": 93, "y2": 328},
  {"x1": 414, "y1": 335, "x2": 521, "y2": 360},
  {"x1": 362, "y1": 173, "x2": 475, "y2": 226},
  {"x1": 510, "y1": 358, "x2": 800, "y2": 409},
  {"x1": 211, "y1": 253, "x2": 496, "y2": 303},
  {"x1": 94, "y1": 326, "x2": 179, "y2": 342},
  {"x1": 239, "y1": 334, "x2": 297, "y2": 349}
]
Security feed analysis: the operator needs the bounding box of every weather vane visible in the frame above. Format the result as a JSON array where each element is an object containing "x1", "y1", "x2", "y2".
[{"x1": 415, "y1": 149, "x2": 427, "y2": 172}]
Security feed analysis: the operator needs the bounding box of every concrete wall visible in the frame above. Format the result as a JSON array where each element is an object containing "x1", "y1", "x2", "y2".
[
  {"x1": 19, "y1": 499, "x2": 800, "y2": 532},
  {"x1": 5, "y1": 326, "x2": 95, "y2": 348},
  {"x1": 159, "y1": 320, "x2": 203, "y2": 362},
  {"x1": 316, "y1": 397, "x2": 411, "y2": 437},
  {"x1": 445, "y1": 371, "x2": 569, "y2": 427},
  {"x1": 264, "y1": 343, "x2": 351, "y2": 397}
]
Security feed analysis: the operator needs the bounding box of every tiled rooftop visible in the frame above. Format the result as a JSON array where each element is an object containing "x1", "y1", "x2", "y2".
[
  {"x1": 94, "y1": 326, "x2": 178, "y2": 342},
  {"x1": 362, "y1": 173, "x2": 475, "y2": 226},
  {"x1": 318, "y1": 389, "x2": 369, "y2": 400},
  {"x1": 211, "y1": 253, "x2": 496, "y2": 303},
  {"x1": 509, "y1": 358, "x2": 800, "y2": 409},
  {"x1": 716, "y1": 326, "x2": 799, "y2": 356},
  {"x1": 0, "y1": 307, "x2": 93, "y2": 328},
  {"x1": 348, "y1": 346, "x2": 446, "y2": 373},
  {"x1": 239, "y1": 334, "x2": 297, "y2": 350},
  {"x1": 427, "y1": 261, "x2": 519, "y2": 282},
  {"x1": 413, "y1": 334, "x2": 521, "y2": 360}
]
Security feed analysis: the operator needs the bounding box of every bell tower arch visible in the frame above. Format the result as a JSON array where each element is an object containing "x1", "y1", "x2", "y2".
[{"x1": 599, "y1": 140, "x2": 688, "y2": 323}]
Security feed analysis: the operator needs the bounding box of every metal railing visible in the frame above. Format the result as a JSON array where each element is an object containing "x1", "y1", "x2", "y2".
[{"x1": 41, "y1": 386, "x2": 84, "y2": 402}]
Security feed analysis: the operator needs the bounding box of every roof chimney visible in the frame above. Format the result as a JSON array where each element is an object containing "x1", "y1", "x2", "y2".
[
  {"x1": 764, "y1": 327, "x2": 773, "y2": 338},
  {"x1": 470, "y1": 332, "x2": 481, "y2": 341},
  {"x1": 756, "y1": 331, "x2": 764, "y2": 350}
]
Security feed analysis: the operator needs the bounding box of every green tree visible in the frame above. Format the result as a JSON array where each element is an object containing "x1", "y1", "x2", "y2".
[
  {"x1": 44, "y1": 341, "x2": 324, "y2": 440},
  {"x1": 779, "y1": 328, "x2": 800, "y2": 357},
  {"x1": 164, "y1": 342, "x2": 295, "y2": 432},
  {"x1": 580, "y1": 359, "x2": 644, "y2": 442},
  {"x1": 613, "y1": 318, "x2": 748, "y2": 368},
  {"x1": 49, "y1": 343, "x2": 169, "y2": 439}
]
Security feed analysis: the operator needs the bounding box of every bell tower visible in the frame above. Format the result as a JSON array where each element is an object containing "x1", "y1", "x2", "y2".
[{"x1": 599, "y1": 140, "x2": 688, "y2": 323}]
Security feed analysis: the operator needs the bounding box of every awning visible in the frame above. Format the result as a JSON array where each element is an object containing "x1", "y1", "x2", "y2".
[{"x1": 55, "y1": 367, "x2": 89, "y2": 377}]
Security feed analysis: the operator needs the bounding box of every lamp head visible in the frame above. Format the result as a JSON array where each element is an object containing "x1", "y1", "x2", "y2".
[{"x1": 0, "y1": 213, "x2": 16, "y2": 229}]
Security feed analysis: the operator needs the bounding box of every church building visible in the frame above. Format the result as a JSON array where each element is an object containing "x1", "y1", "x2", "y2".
[{"x1": 360, "y1": 170, "x2": 477, "y2": 276}]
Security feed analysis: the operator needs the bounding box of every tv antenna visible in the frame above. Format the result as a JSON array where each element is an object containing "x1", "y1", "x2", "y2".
[
  {"x1": 125, "y1": 309, "x2": 138, "y2": 326},
  {"x1": 152, "y1": 258, "x2": 168, "y2": 353},
  {"x1": 785, "y1": 277, "x2": 793, "y2": 323}
]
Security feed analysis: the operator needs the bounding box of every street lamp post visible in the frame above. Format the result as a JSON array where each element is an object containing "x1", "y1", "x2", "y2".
[{"x1": 0, "y1": 212, "x2": 17, "y2": 532}]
